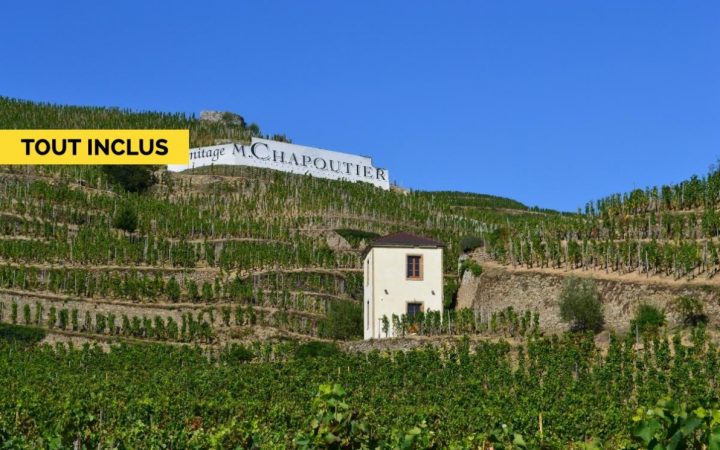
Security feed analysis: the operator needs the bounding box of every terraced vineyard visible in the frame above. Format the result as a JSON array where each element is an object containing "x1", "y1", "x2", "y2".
[
  {"x1": 4, "y1": 98, "x2": 720, "y2": 449},
  {"x1": 0, "y1": 96, "x2": 547, "y2": 346},
  {"x1": 478, "y1": 164, "x2": 720, "y2": 283}
]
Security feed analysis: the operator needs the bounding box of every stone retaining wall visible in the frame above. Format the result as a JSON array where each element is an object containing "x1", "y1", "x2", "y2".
[{"x1": 461, "y1": 266, "x2": 720, "y2": 332}]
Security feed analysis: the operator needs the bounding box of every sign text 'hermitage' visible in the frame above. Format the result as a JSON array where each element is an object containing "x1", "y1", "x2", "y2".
[{"x1": 168, "y1": 138, "x2": 390, "y2": 190}]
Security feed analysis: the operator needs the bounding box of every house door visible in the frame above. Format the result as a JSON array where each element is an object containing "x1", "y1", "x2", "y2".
[{"x1": 407, "y1": 302, "x2": 422, "y2": 319}]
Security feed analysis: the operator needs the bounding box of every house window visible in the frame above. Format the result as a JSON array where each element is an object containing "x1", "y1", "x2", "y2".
[
  {"x1": 407, "y1": 302, "x2": 422, "y2": 319},
  {"x1": 406, "y1": 255, "x2": 422, "y2": 280}
]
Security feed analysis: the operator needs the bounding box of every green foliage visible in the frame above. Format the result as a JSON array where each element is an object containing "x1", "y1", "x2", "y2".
[
  {"x1": 558, "y1": 278, "x2": 604, "y2": 333},
  {"x1": 0, "y1": 96, "x2": 257, "y2": 148},
  {"x1": 631, "y1": 304, "x2": 665, "y2": 334},
  {"x1": 219, "y1": 343, "x2": 254, "y2": 364},
  {"x1": 0, "y1": 323, "x2": 46, "y2": 344},
  {"x1": 0, "y1": 332, "x2": 719, "y2": 446},
  {"x1": 295, "y1": 383, "x2": 370, "y2": 449},
  {"x1": 201, "y1": 281, "x2": 213, "y2": 302},
  {"x1": 102, "y1": 165, "x2": 158, "y2": 193},
  {"x1": 318, "y1": 301, "x2": 362, "y2": 340},
  {"x1": 113, "y1": 204, "x2": 138, "y2": 233},
  {"x1": 2, "y1": 333, "x2": 718, "y2": 447},
  {"x1": 482, "y1": 423, "x2": 532, "y2": 450},
  {"x1": 166, "y1": 276, "x2": 181, "y2": 302},
  {"x1": 443, "y1": 278, "x2": 459, "y2": 309},
  {"x1": 632, "y1": 398, "x2": 720, "y2": 449},
  {"x1": 460, "y1": 259, "x2": 483, "y2": 277},
  {"x1": 381, "y1": 315, "x2": 390, "y2": 337},
  {"x1": 420, "y1": 191, "x2": 529, "y2": 211},
  {"x1": 186, "y1": 279, "x2": 200, "y2": 301},
  {"x1": 295, "y1": 341, "x2": 341, "y2": 359},
  {"x1": 295, "y1": 384, "x2": 437, "y2": 449},
  {"x1": 672, "y1": 296, "x2": 708, "y2": 327},
  {"x1": 459, "y1": 235, "x2": 483, "y2": 253}
]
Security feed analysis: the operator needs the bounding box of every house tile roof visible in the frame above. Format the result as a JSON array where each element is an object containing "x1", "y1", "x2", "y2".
[{"x1": 368, "y1": 232, "x2": 444, "y2": 249}]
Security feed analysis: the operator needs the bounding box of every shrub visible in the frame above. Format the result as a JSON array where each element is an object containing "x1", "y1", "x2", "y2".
[
  {"x1": 102, "y1": 165, "x2": 157, "y2": 193},
  {"x1": 0, "y1": 323, "x2": 46, "y2": 344},
  {"x1": 113, "y1": 204, "x2": 138, "y2": 234},
  {"x1": 460, "y1": 259, "x2": 483, "y2": 277},
  {"x1": 220, "y1": 343, "x2": 255, "y2": 364},
  {"x1": 460, "y1": 235, "x2": 483, "y2": 253},
  {"x1": 295, "y1": 341, "x2": 341, "y2": 359},
  {"x1": 318, "y1": 300, "x2": 362, "y2": 340},
  {"x1": 672, "y1": 296, "x2": 708, "y2": 326},
  {"x1": 631, "y1": 303, "x2": 665, "y2": 334},
  {"x1": 444, "y1": 278, "x2": 459, "y2": 310},
  {"x1": 558, "y1": 278, "x2": 604, "y2": 333}
]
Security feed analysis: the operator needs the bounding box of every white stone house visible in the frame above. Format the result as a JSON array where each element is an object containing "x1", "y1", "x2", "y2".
[{"x1": 362, "y1": 232, "x2": 444, "y2": 339}]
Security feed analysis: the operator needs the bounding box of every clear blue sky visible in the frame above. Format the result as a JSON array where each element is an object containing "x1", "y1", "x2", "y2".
[{"x1": 2, "y1": 1, "x2": 719, "y2": 211}]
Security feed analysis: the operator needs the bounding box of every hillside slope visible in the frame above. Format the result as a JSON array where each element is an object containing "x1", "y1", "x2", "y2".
[{"x1": 0, "y1": 97, "x2": 546, "y2": 345}]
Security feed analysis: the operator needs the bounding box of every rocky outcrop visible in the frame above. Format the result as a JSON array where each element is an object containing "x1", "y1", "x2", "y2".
[
  {"x1": 200, "y1": 111, "x2": 245, "y2": 127},
  {"x1": 463, "y1": 264, "x2": 720, "y2": 333}
]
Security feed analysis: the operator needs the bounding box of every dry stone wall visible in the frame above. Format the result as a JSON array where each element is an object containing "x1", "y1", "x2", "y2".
[{"x1": 461, "y1": 265, "x2": 720, "y2": 332}]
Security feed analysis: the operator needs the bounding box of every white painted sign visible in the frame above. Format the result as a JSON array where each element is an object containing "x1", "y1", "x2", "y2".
[{"x1": 167, "y1": 138, "x2": 390, "y2": 189}]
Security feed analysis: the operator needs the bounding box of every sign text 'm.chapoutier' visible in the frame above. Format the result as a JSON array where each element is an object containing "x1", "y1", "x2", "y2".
[{"x1": 167, "y1": 138, "x2": 389, "y2": 189}]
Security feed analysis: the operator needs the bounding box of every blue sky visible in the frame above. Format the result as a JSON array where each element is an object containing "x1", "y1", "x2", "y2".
[{"x1": 2, "y1": 1, "x2": 719, "y2": 211}]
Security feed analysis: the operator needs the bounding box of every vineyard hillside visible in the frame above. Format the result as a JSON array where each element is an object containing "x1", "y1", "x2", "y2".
[
  {"x1": 461, "y1": 163, "x2": 720, "y2": 333},
  {"x1": 2, "y1": 96, "x2": 719, "y2": 345},
  {"x1": 0, "y1": 96, "x2": 545, "y2": 347}
]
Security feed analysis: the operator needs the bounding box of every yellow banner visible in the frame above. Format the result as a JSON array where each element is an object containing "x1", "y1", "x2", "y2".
[{"x1": 0, "y1": 130, "x2": 189, "y2": 165}]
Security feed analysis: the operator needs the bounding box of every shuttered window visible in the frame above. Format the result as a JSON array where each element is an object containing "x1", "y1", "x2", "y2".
[
  {"x1": 406, "y1": 255, "x2": 422, "y2": 280},
  {"x1": 407, "y1": 302, "x2": 422, "y2": 318}
]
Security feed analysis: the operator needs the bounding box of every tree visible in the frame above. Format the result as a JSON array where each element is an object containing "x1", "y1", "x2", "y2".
[
  {"x1": 102, "y1": 165, "x2": 157, "y2": 193},
  {"x1": 558, "y1": 277, "x2": 604, "y2": 333},
  {"x1": 113, "y1": 205, "x2": 138, "y2": 234},
  {"x1": 318, "y1": 301, "x2": 362, "y2": 340}
]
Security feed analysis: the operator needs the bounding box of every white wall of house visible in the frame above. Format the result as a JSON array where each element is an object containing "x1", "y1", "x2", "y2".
[{"x1": 363, "y1": 246, "x2": 443, "y2": 339}]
